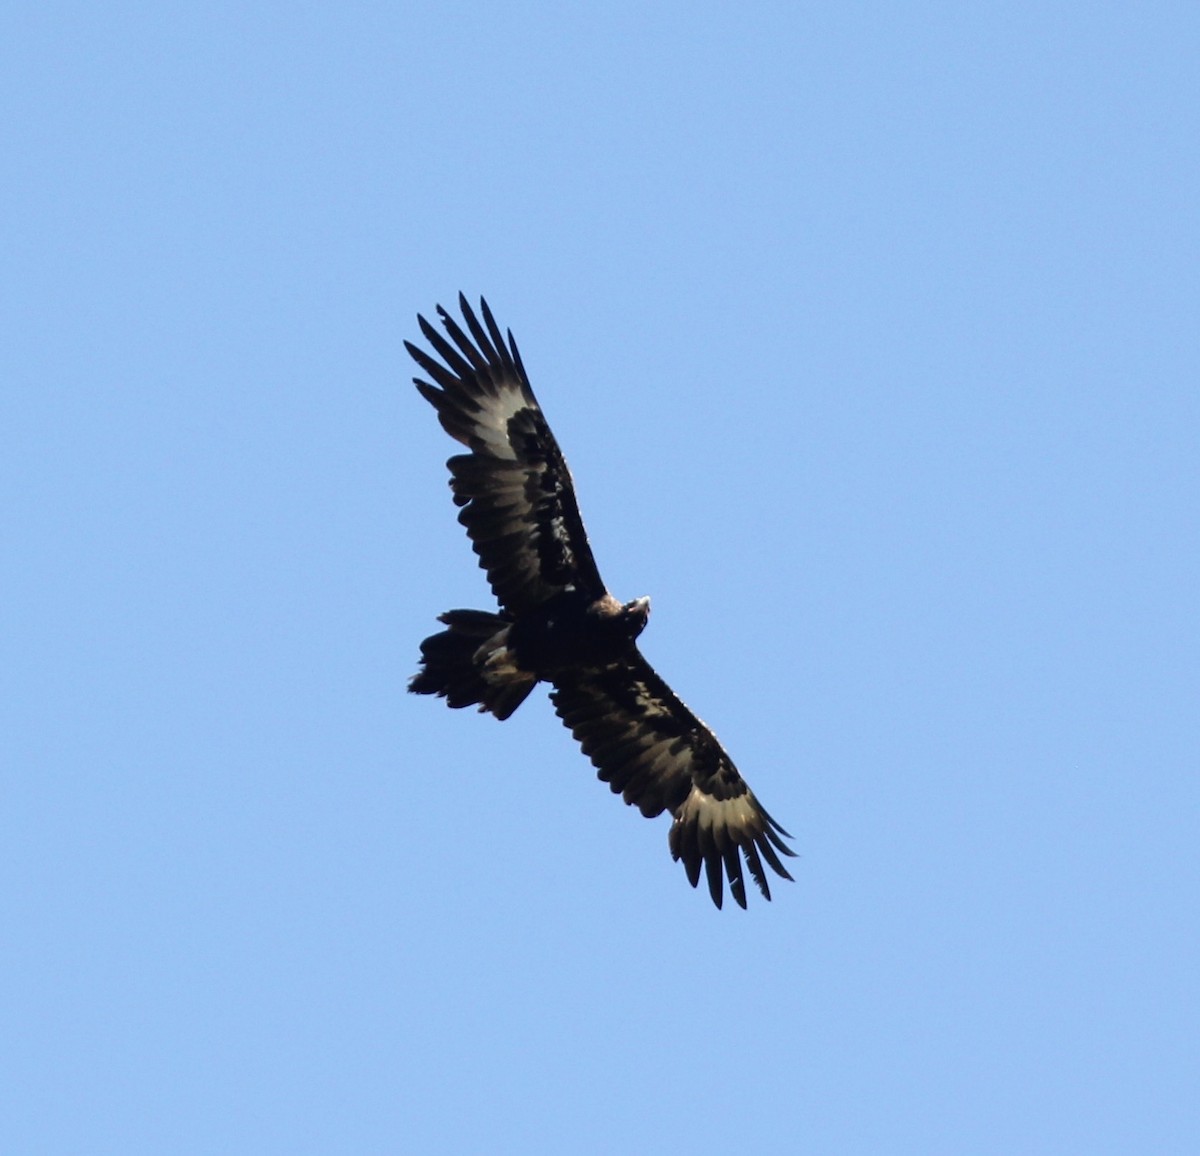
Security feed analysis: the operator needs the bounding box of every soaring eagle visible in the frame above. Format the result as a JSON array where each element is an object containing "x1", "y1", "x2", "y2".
[{"x1": 407, "y1": 295, "x2": 795, "y2": 908}]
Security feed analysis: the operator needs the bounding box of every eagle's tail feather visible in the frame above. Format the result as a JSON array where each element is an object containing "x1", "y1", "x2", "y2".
[{"x1": 409, "y1": 609, "x2": 536, "y2": 720}]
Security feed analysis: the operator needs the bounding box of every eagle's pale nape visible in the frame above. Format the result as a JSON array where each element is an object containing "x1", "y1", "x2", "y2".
[{"x1": 407, "y1": 295, "x2": 795, "y2": 909}]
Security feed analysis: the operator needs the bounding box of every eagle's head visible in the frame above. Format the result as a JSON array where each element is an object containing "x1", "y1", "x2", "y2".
[{"x1": 622, "y1": 596, "x2": 651, "y2": 639}]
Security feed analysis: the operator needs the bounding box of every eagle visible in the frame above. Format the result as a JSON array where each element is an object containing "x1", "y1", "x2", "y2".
[{"x1": 407, "y1": 295, "x2": 795, "y2": 908}]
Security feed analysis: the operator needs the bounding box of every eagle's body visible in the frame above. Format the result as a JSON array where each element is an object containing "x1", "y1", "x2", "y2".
[{"x1": 408, "y1": 295, "x2": 794, "y2": 908}]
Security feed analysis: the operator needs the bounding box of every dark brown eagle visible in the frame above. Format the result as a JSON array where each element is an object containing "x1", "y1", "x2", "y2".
[{"x1": 407, "y1": 295, "x2": 795, "y2": 908}]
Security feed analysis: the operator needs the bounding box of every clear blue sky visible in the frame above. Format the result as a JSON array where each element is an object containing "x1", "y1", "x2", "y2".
[{"x1": 4, "y1": 3, "x2": 1197, "y2": 1152}]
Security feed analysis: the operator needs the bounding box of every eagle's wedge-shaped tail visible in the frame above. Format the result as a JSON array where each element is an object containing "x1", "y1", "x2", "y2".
[{"x1": 410, "y1": 609, "x2": 536, "y2": 721}]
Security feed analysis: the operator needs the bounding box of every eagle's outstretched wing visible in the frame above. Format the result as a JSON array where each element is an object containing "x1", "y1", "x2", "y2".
[
  {"x1": 406, "y1": 295, "x2": 606, "y2": 614},
  {"x1": 550, "y1": 653, "x2": 796, "y2": 909}
]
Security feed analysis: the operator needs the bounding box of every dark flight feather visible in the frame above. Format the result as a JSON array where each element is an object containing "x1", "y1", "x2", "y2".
[{"x1": 409, "y1": 294, "x2": 795, "y2": 908}]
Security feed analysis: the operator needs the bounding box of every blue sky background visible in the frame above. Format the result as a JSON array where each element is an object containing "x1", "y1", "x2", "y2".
[{"x1": 4, "y1": 3, "x2": 1197, "y2": 1152}]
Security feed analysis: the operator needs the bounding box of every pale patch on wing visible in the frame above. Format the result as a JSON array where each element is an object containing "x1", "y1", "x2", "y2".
[
  {"x1": 677, "y1": 784, "x2": 761, "y2": 833},
  {"x1": 469, "y1": 387, "x2": 534, "y2": 461},
  {"x1": 668, "y1": 783, "x2": 795, "y2": 910}
]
